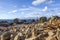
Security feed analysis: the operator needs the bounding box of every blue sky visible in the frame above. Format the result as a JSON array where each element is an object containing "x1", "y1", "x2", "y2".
[{"x1": 0, "y1": 0, "x2": 60, "y2": 19}]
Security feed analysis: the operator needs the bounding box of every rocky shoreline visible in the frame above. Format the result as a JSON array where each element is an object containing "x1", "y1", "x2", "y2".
[{"x1": 0, "y1": 16, "x2": 60, "y2": 40}]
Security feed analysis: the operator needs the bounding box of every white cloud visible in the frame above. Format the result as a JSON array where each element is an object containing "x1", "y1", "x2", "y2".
[
  {"x1": 32, "y1": 0, "x2": 46, "y2": 6},
  {"x1": 18, "y1": 6, "x2": 49, "y2": 18},
  {"x1": 8, "y1": 6, "x2": 59, "y2": 19},
  {"x1": 8, "y1": 10, "x2": 18, "y2": 13},
  {"x1": 12, "y1": 10, "x2": 17, "y2": 13},
  {"x1": 32, "y1": 0, "x2": 53, "y2": 6},
  {"x1": 19, "y1": 8, "x2": 30, "y2": 11},
  {"x1": 42, "y1": 6, "x2": 48, "y2": 11},
  {"x1": 19, "y1": 6, "x2": 48, "y2": 15},
  {"x1": 46, "y1": 0, "x2": 54, "y2": 4},
  {"x1": 57, "y1": 13, "x2": 60, "y2": 15}
]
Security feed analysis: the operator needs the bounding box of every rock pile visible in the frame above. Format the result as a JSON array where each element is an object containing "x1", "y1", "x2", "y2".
[{"x1": 0, "y1": 16, "x2": 60, "y2": 40}]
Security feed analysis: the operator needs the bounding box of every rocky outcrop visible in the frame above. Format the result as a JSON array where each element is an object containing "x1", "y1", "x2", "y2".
[
  {"x1": 0, "y1": 16, "x2": 60, "y2": 40},
  {"x1": 1, "y1": 32, "x2": 11, "y2": 40}
]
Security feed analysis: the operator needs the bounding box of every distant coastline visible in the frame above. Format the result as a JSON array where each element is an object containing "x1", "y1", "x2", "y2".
[{"x1": 0, "y1": 19, "x2": 37, "y2": 23}]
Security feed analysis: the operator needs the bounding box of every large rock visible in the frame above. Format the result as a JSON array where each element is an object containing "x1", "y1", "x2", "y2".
[
  {"x1": 34, "y1": 32, "x2": 48, "y2": 40},
  {"x1": 38, "y1": 16, "x2": 47, "y2": 23},
  {"x1": 1, "y1": 32, "x2": 11, "y2": 40},
  {"x1": 51, "y1": 37, "x2": 58, "y2": 40},
  {"x1": 57, "y1": 28, "x2": 60, "y2": 40},
  {"x1": 14, "y1": 32, "x2": 25, "y2": 40}
]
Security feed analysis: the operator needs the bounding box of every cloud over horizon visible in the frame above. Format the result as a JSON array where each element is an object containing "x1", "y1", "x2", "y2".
[
  {"x1": 32, "y1": 0, "x2": 53, "y2": 6},
  {"x1": 0, "y1": 0, "x2": 60, "y2": 19}
]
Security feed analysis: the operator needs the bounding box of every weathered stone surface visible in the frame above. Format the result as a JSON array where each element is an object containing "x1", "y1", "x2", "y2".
[
  {"x1": 1, "y1": 32, "x2": 11, "y2": 40},
  {"x1": 0, "y1": 16, "x2": 60, "y2": 40},
  {"x1": 14, "y1": 32, "x2": 25, "y2": 40}
]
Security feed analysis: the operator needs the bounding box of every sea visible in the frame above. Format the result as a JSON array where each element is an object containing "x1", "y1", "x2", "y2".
[{"x1": 0, "y1": 19, "x2": 38, "y2": 23}]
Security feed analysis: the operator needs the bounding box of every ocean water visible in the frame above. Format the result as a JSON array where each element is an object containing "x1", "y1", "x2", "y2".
[
  {"x1": 0, "y1": 19, "x2": 13, "y2": 22},
  {"x1": 0, "y1": 19, "x2": 38, "y2": 23}
]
